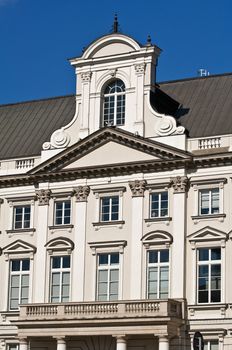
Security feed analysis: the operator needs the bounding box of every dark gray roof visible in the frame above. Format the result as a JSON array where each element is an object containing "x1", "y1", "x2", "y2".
[
  {"x1": 0, "y1": 95, "x2": 75, "y2": 159},
  {"x1": 1, "y1": 73, "x2": 232, "y2": 160},
  {"x1": 159, "y1": 73, "x2": 232, "y2": 138}
]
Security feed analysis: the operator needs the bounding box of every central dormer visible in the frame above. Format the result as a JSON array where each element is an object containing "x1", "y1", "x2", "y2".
[{"x1": 69, "y1": 28, "x2": 161, "y2": 138}]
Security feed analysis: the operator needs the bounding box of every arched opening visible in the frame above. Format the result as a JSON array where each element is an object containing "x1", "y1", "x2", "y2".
[{"x1": 102, "y1": 79, "x2": 125, "y2": 127}]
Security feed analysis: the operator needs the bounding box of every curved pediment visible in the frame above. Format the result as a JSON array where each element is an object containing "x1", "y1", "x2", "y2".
[
  {"x1": 142, "y1": 230, "x2": 173, "y2": 245},
  {"x1": 2, "y1": 240, "x2": 36, "y2": 255},
  {"x1": 188, "y1": 226, "x2": 228, "y2": 242},
  {"x1": 82, "y1": 34, "x2": 141, "y2": 59},
  {"x1": 45, "y1": 237, "x2": 74, "y2": 252}
]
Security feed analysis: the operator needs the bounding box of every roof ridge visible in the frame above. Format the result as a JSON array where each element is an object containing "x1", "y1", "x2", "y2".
[
  {"x1": 158, "y1": 72, "x2": 232, "y2": 85},
  {"x1": 0, "y1": 94, "x2": 75, "y2": 108}
]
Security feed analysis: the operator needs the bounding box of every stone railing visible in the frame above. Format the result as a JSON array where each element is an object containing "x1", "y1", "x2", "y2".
[
  {"x1": 198, "y1": 137, "x2": 221, "y2": 149},
  {"x1": 19, "y1": 299, "x2": 182, "y2": 320},
  {"x1": 15, "y1": 158, "x2": 35, "y2": 169}
]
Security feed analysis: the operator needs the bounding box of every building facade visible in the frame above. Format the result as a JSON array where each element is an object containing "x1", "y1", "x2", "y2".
[{"x1": 1, "y1": 25, "x2": 232, "y2": 350}]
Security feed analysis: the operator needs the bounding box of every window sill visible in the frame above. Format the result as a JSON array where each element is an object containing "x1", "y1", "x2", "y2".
[
  {"x1": 93, "y1": 220, "x2": 125, "y2": 230},
  {"x1": 145, "y1": 217, "x2": 172, "y2": 226},
  {"x1": 192, "y1": 213, "x2": 226, "y2": 223},
  {"x1": 49, "y1": 224, "x2": 74, "y2": 233},
  {"x1": 6, "y1": 228, "x2": 35, "y2": 236}
]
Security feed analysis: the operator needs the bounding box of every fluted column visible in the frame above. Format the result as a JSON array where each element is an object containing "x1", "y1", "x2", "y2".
[
  {"x1": 72, "y1": 185, "x2": 90, "y2": 301},
  {"x1": 129, "y1": 180, "x2": 146, "y2": 299},
  {"x1": 170, "y1": 176, "x2": 188, "y2": 298},
  {"x1": 158, "y1": 337, "x2": 169, "y2": 350},
  {"x1": 34, "y1": 188, "x2": 51, "y2": 302}
]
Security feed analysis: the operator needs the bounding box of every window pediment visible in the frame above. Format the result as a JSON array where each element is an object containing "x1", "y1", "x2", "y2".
[
  {"x1": 188, "y1": 226, "x2": 227, "y2": 243},
  {"x1": 2, "y1": 239, "x2": 36, "y2": 257},
  {"x1": 45, "y1": 237, "x2": 74, "y2": 254},
  {"x1": 142, "y1": 230, "x2": 173, "y2": 246}
]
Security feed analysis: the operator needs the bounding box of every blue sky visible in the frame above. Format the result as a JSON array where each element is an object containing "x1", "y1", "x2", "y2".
[{"x1": 0, "y1": 0, "x2": 231, "y2": 104}]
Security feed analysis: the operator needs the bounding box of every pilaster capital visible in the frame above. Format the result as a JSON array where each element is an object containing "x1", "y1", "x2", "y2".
[
  {"x1": 18, "y1": 338, "x2": 28, "y2": 344},
  {"x1": 53, "y1": 337, "x2": 66, "y2": 344},
  {"x1": 129, "y1": 180, "x2": 147, "y2": 197},
  {"x1": 134, "y1": 63, "x2": 146, "y2": 75},
  {"x1": 74, "y1": 185, "x2": 90, "y2": 202},
  {"x1": 36, "y1": 189, "x2": 51, "y2": 205},
  {"x1": 81, "y1": 71, "x2": 92, "y2": 83},
  {"x1": 112, "y1": 335, "x2": 127, "y2": 343},
  {"x1": 170, "y1": 176, "x2": 189, "y2": 193}
]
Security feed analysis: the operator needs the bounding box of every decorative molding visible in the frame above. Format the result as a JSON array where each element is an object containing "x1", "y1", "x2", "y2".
[
  {"x1": 81, "y1": 71, "x2": 92, "y2": 82},
  {"x1": 43, "y1": 129, "x2": 70, "y2": 150},
  {"x1": 36, "y1": 189, "x2": 51, "y2": 206},
  {"x1": 74, "y1": 185, "x2": 90, "y2": 202},
  {"x1": 88, "y1": 240, "x2": 127, "y2": 255},
  {"x1": 45, "y1": 237, "x2": 74, "y2": 254},
  {"x1": 188, "y1": 226, "x2": 228, "y2": 244},
  {"x1": 171, "y1": 176, "x2": 188, "y2": 193},
  {"x1": 134, "y1": 63, "x2": 146, "y2": 75},
  {"x1": 129, "y1": 180, "x2": 147, "y2": 197}
]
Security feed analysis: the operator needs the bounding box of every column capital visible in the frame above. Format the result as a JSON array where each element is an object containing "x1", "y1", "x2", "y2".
[
  {"x1": 170, "y1": 176, "x2": 188, "y2": 193},
  {"x1": 129, "y1": 180, "x2": 147, "y2": 197},
  {"x1": 18, "y1": 338, "x2": 27, "y2": 344},
  {"x1": 81, "y1": 71, "x2": 92, "y2": 83},
  {"x1": 53, "y1": 337, "x2": 66, "y2": 344},
  {"x1": 74, "y1": 185, "x2": 90, "y2": 202},
  {"x1": 113, "y1": 335, "x2": 127, "y2": 343},
  {"x1": 134, "y1": 63, "x2": 146, "y2": 75},
  {"x1": 36, "y1": 189, "x2": 51, "y2": 205}
]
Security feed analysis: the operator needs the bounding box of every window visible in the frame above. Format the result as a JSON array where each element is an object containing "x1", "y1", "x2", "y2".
[
  {"x1": 147, "y1": 249, "x2": 169, "y2": 299},
  {"x1": 102, "y1": 79, "x2": 125, "y2": 126},
  {"x1": 199, "y1": 188, "x2": 219, "y2": 215},
  {"x1": 150, "y1": 192, "x2": 168, "y2": 218},
  {"x1": 97, "y1": 253, "x2": 119, "y2": 301},
  {"x1": 197, "y1": 248, "x2": 221, "y2": 303},
  {"x1": 13, "y1": 205, "x2": 31, "y2": 229},
  {"x1": 204, "y1": 341, "x2": 218, "y2": 350},
  {"x1": 9, "y1": 259, "x2": 30, "y2": 310},
  {"x1": 54, "y1": 200, "x2": 71, "y2": 225},
  {"x1": 50, "y1": 256, "x2": 70, "y2": 302},
  {"x1": 7, "y1": 345, "x2": 19, "y2": 350},
  {"x1": 100, "y1": 196, "x2": 119, "y2": 222}
]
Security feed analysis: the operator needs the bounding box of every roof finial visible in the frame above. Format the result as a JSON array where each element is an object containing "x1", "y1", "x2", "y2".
[
  {"x1": 113, "y1": 13, "x2": 119, "y2": 33},
  {"x1": 146, "y1": 35, "x2": 152, "y2": 46}
]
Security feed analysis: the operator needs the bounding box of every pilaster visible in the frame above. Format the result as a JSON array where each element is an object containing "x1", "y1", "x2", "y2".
[
  {"x1": 80, "y1": 71, "x2": 92, "y2": 138},
  {"x1": 72, "y1": 185, "x2": 90, "y2": 301},
  {"x1": 34, "y1": 188, "x2": 51, "y2": 302},
  {"x1": 129, "y1": 179, "x2": 146, "y2": 298},
  {"x1": 134, "y1": 63, "x2": 145, "y2": 136},
  {"x1": 170, "y1": 176, "x2": 188, "y2": 298}
]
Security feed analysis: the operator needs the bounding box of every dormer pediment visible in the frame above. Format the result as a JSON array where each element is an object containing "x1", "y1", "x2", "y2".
[{"x1": 188, "y1": 226, "x2": 228, "y2": 243}]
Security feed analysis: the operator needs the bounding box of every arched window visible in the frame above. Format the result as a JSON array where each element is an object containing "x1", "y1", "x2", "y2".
[{"x1": 102, "y1": 79, "x2": 125, "y2": 126}]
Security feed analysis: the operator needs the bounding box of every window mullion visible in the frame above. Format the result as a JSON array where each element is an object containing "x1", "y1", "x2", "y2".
[{"x1": 114, "y1": 93, "x2": 117, "y2": 125}]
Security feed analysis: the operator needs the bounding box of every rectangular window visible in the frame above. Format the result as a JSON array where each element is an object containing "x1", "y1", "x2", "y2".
[
  {"x1": 100, "y1": 196, "x2": 119, "y2": 222},
  {"x1": 97, "y1": 253, "x2": 119, "y2": 301},
  {"x1": 147, "y1": 249, "x2": 169, "y2": 299},
  {"x1": 204, "y1": 341, "x2": 218, "y2": 350},
  {"x1": 54, "y1": 200, "x2": 71, "y2": 225},
  {"x1": 197, "y1": 248, "x2": 221, "y2": 303},
  {"x1": 9, "y1": 259, "x2": 30, "y2": 310},
  {"x1": 50, "y1": 256, "x2": 70, "y2": 303},
  {"x1": 13, "y1": 206, "x2": 31, "y2": 229},
  {"x1": 150, "y1": 192, "x2": 168, "y2": 218},
  {"x1": 7, "y1": 345, "x2": 19, "y2": 350},
  {"x1": 199, "y1": 188, "x2": 219, "y2": 215}
]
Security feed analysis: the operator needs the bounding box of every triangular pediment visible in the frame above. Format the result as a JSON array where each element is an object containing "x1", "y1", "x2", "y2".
[
  {"x1": 2, "y1": 240, "x2": 36, "y2": 255},
  {"x1": 29, "y1": 127, "x2": 192, "y2": 175},
  {"x1": 188, "y1": 226, "x2": 228, "y2": 242}
]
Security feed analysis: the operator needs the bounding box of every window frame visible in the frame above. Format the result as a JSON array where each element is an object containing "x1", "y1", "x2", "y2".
[
  {"x1": 54, "y1": 199, "x2": 71, "y2": 226},
  {"x1": 149, "y1": 190, "x2": 169, "y2": 219},
  {"x1": 198, "y1": 188, "x2": 219, "y2": 216},
  {"x1": 203, "y1": 340, "x2": 219, "y2": 350},
  {"x1": 96, "y1": 252, "x2": 120, "y2": 301},
  {"x1": 8, "y1": 258, "x2": 31, "y2": 310},
  {"x1": 7, "y1": 197, "x2": 35, "y2": 233},
  {"x1": 146, "y1": 248, "x2": 170, "y2": 300},
  {"x1": 49, "y1": 255, "x2": 71, "y2": 303},
  {"x1": 13, "y1": 205, "x2": 31, "y2": 230},
  {"x1": 99, "y1": 195, "x2": 120, "y2": 222},
  {"x1": 197, "y1": 247, "x2": 221, "y2": 304},
  {"x1": 102, "y1": 79, "x2": 126, "y2": 127}
]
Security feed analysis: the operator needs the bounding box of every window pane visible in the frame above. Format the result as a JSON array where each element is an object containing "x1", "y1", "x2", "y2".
[
  {"x1": 22, "y1": 259, "x2": 30, "y2": 271},
  {"x1": 200, "y1": 190, "x2": 209, "y2": 215},
  {"x1": 211, "y1": 188, "x2": 219, "y2": 214},
  {"x1": 110, "y1": 253, "x2": 119, "y2": 265},
  {"x1": 198, "y1": 290, "x2": 208, "y2": 303},
  {"x1": 11, "y1": 275, "x2": 20, "y2": 287},
  {"x1": 160, "y1": 250, "x2": 169, "y2": 263},
  {"x1": 62, "y1": 256, "x2": 70, "y2": 268},
  {"x1": 211, "y1": 248, "x2": 221, "y2": 260},
  {"x1": 149, "y1": 251, "x2": 158, "y2": 263},
  {"x1": 21, "y1": 275, "x2": 29, "y2": 287},
  {"x1": 11, "y1": 260, "x2": 20, "y2": 271},
  {"x1": 52, "y1": 257, "x2": 61, "y2": 268},
  {"x1": 199, "y1": 248, "x2": 209, "y2": 261},
  {"x1": 62, "y1": 272, "x2": 70, "y2": 285},
  {"x1": 99, "y1": 254, "x2": 108, "y2": 265},
  {"x1": 52, "y1": 273, "x2": 60, "y2": 285}
]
